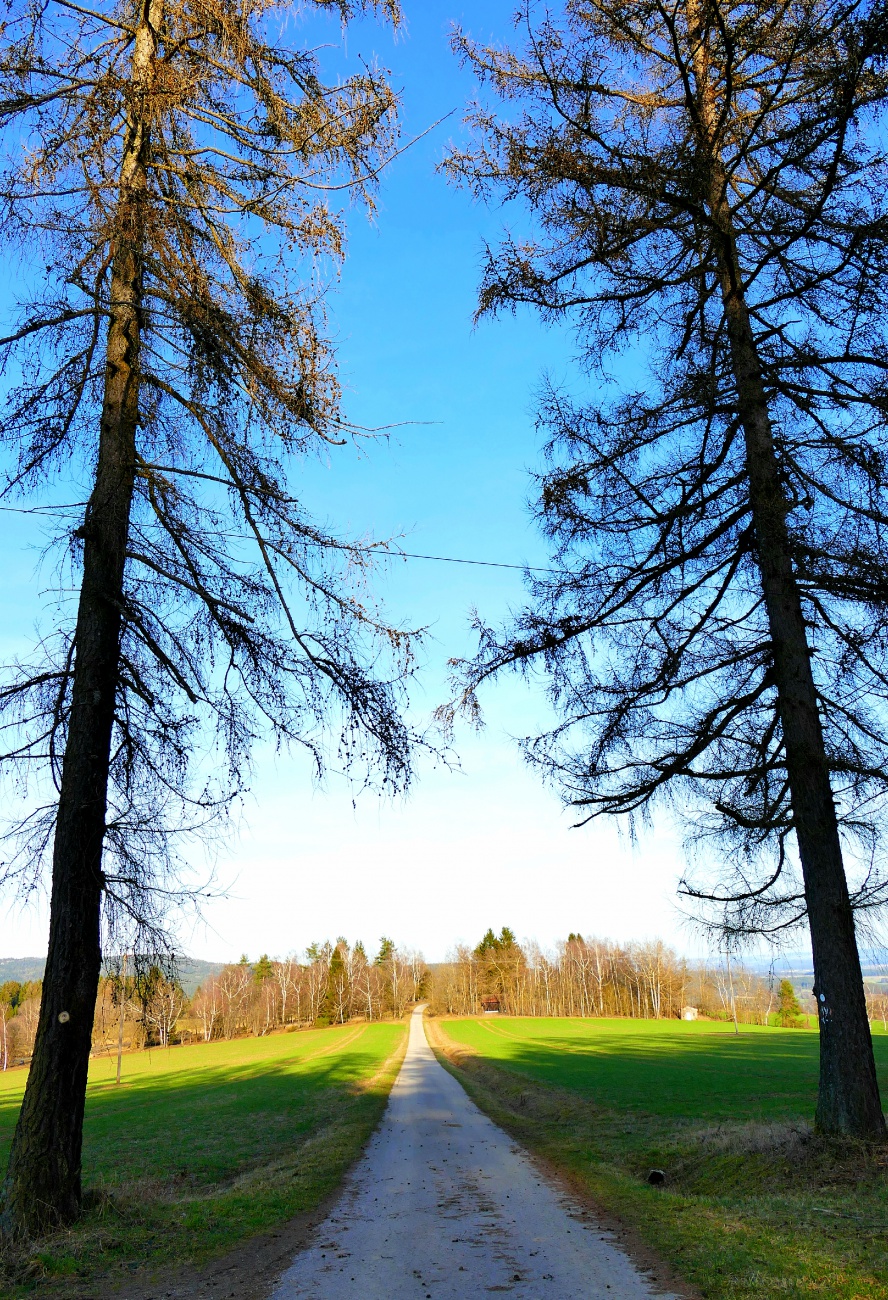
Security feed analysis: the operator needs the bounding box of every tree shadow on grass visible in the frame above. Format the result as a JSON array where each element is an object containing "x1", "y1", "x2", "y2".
[
  {"x1": 0, "y1": 1030, "x2": 406, "y2": 1295},
  {"x1": 0, "y1": 1030, "x2": 401, "y2": 1193},
  {"x1": 450, "y1": 1021, "x2": 888, "y2": 1122}
]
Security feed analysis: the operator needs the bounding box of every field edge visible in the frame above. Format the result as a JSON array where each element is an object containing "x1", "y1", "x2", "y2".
[
  {"x1": 426, "y1": 1015, "x2": 888, "y2": 1300},
  {"x1": 1, "y1": 1021, "x2": 410, "y2": 1300}
]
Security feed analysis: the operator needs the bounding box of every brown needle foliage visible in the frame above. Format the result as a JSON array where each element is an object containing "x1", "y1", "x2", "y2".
[
  {"x1": 0, "y1": 0, "x2": 422, "y2": 1237},
  {"x1": 444, "y1": 0, "x2": 888, "y2": 1136}
]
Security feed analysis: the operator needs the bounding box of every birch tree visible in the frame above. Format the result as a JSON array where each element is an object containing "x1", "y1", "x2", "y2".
[
  {"x1": 141, "y1": 968, "x2": 186, "y2": 1046},
  {"x1": 274, "y1": 955, "x2": 301, "y2": 1026},
  {"x1": 0, "y1": 1004, "x2": 11, "y2": 1073},
  {"x1": 191, "y1": 977, "x2": 221, "y2": 1042},
  {"x1": 305, "y1": 942, "x2": 332, "y2": 1021}
]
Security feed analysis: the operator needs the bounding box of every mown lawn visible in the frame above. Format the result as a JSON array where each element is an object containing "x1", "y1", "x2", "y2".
[
  {"x1": 0, "y1": 1021, "x2": 406, "y2": 1294},
  {"x1": 432, "y1": 1016, "x2": 888, "y2": 1300}
]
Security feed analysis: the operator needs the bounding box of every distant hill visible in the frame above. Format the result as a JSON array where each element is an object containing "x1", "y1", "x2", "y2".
[
  {"x1": 744, "y1": 946, "x2": 888, "y2": 976},
  {"x1": 742, "y1": 948, "x2": 813, "y2": 974},
  {"x1": 0, "y1": 958, "x2": 45, "y2": 986},
  {"x1": 0, "y1": 956, "x2": 227, "y2": 997},
  {"x1": 741, "y1": 947, "x2": 888, "y2": 996},
  {"x1": 150, "y1": 958, "x2": 228, "y2": 996}
]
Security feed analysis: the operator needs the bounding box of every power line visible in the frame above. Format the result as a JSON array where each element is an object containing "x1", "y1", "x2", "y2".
[
  {"x1": 0, "y1": 503, "x2": 85, "y2": 515},
  {"x1": 371, "y1": 548, "x2": 555, "y2": 574},
  {"x1": 0, "y1": 505, "x2": 556, "y2": 573}
]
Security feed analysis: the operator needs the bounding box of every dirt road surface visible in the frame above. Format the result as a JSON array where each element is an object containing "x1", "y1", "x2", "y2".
[{"x1": 270, "y1": 1007, "x2": 680, "y2": 1299}]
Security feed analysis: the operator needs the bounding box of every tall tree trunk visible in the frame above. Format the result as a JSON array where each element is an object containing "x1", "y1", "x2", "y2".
[
  {"x1": 689, "y1": 0, "x2": 885, "y2": 1137},
  {"x1": 0, "y1": 1, "x2": 163, "y2": 1238}
]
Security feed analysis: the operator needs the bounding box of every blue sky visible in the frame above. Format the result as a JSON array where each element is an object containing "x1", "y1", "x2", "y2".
[{"x1": 1, "y1": 1, "x2": 710, "y2": 964}]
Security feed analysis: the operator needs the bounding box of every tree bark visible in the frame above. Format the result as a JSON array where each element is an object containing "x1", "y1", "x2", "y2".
[
  {"x1": 0, "y1": 0, "x2": 163, "y2": 1238},
  {"x1": 689, "y1": 0, "x2": 885, "y2": 1137}
]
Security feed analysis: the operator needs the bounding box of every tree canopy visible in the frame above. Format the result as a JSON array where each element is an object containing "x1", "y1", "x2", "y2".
[
  {"x1": 0, "y1": 0, "x2": 419, "y2": 947},
  {"x1": 445, "y1": 0, "x2": 888, "y2": 939}
]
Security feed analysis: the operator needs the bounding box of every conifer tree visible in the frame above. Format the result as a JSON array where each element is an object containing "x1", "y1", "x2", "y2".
[
  {"x1": 446, "y1": 0, "x2": 888, "y2": 1136},
  {"x1": 0, "y1": 0, "x2": 418, "y2": 1237},
  {"x1": 376, "y1": 936, "x2": 397, "y2": 966},
  {"x1": 776, "y1": 979, "x2": 804, "y2": 1028}
]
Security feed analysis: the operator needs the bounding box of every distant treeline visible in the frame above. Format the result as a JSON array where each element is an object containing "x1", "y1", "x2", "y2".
[
  {"x1": 89, "y1": 938, "x2": 427, "y2": 1060},
  {"x1": 427, "y1": 929, "x2": 888, "y2": 1026},
  {"x1": 0, "y1": 939, "x2": 426, "y2": 1069},
  {"x1": 4, "y1": 930, "x2": 887, "y2": 1069},
  {"x1": 0, "y1": 980, "x2": 42, "y2": 1069}
]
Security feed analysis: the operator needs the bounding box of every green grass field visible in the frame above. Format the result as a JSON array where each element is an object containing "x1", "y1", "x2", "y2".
[
  {"x1": 0, "y1": 1021, "x2": 406, "y2": 1294},
  {"x1": 433, "y1": 1016, "x2": 888, "y2": 1300}
]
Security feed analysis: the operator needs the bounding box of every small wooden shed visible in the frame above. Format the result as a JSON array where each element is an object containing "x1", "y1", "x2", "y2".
[{"x1": 480, "y1": 995, "x2": 501, "y2": 1014}]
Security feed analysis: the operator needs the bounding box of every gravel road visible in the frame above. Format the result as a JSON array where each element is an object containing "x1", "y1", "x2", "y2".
[{"x1": 270, "y1": 1006, "x2": 680, "y2": 1300}]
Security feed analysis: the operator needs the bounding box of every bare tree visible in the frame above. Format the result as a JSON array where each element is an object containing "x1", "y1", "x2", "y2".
[
  {"x1": 274, "y1": 956, "x2": 301, "y2": 1027},
  {"x1": 0, "y1": 1003, "x2": 12, "y2": 1073},
  {"x1": 430, "y1": 931, "x2": 714, "y2": 1019},
  {"x1": 216, "y1": 963, "x2": 252, "y2": 1040},
  {"x1": 351, "y1": 941, "x2": 375, "y2": 1020},
  {"x1": 0, "y1": 0, "x2": 425, "y2": 1237},
  {"x1": 406, "y1": 949, "x2": 428, "y2": 1003},
  {"x1": 375, "y1": 935, "x2": 412, "y2": 1017},
  {"x1": 141, "y1": 968, "x2": 186, "y2": 1047},
  {"x1": 90, "y1": 977, "x2": 119, "y2": 1055},
  {"x1": 445, "y1": 0, "x2": 888, "y2": 1136},
  {"x1": 191, "y1": 977, "x2": 221, "y2": 1043},
  {"x1": 9, "y1": 998, "x2": 41, "y2": 1061},
  {"x1": 305, "y1": 942, "x2": 332, "y2": 1023}
]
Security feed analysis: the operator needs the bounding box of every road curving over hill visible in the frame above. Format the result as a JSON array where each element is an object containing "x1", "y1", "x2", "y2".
[{"x1": 270, "y1": 1005, "x2": 681, "y2": 1300}]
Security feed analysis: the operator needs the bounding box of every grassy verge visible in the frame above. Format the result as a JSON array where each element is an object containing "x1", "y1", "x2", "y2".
[
  {"x1": 0, "y1": 1020, "x2": 407, "y2": 1296},
  {"x1": 429, "y1": 1016, "x2": 888, "y2": 1300}
]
